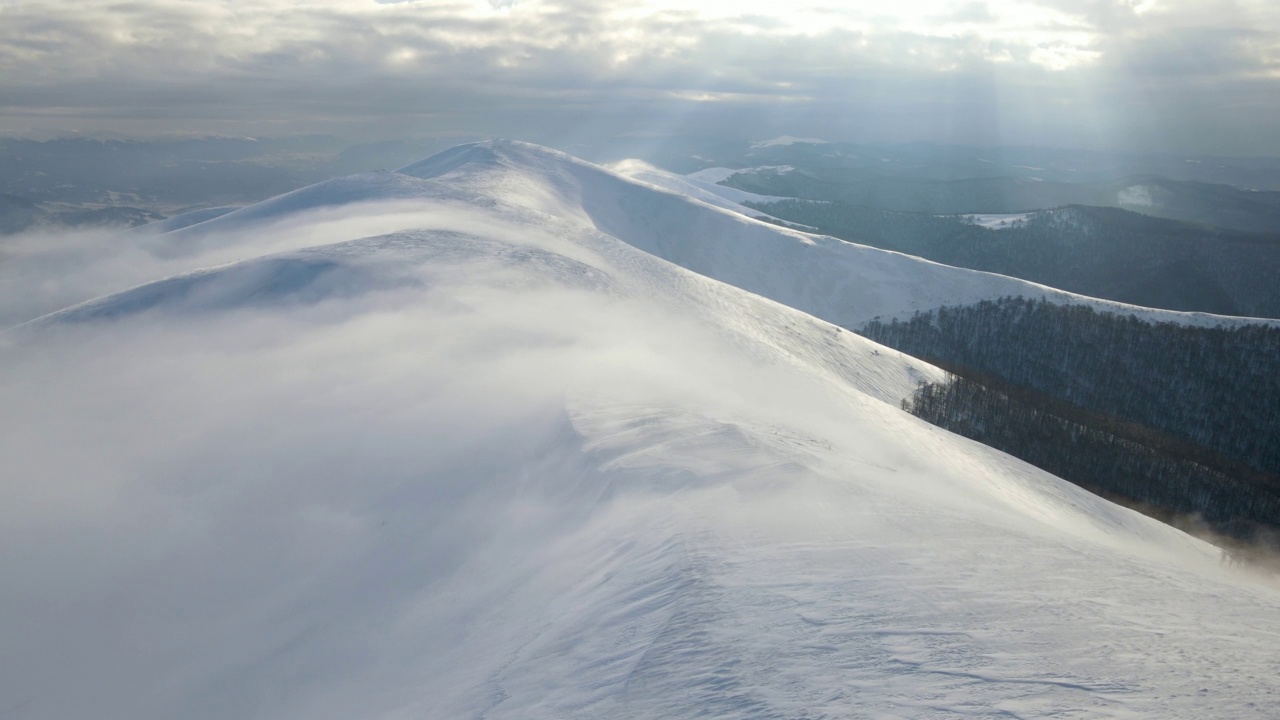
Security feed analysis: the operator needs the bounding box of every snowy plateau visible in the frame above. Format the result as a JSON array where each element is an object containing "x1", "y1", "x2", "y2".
[{"x1": 2, "y1": 140, "x2": 1278, "y2": 720}]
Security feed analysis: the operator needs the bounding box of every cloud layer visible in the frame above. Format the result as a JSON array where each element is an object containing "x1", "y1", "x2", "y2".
[{"x1": 1, "y1": 3, "x2": 1278, "y2": 166}]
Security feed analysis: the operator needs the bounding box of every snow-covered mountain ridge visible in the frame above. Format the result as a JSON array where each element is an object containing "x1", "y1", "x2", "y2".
[
  {"x1": 2, "y1": 140, "x2": 1278, "y2": 720},
  {"x1": 35, "y1": 139, "x2": 1264, "y2": 332}
]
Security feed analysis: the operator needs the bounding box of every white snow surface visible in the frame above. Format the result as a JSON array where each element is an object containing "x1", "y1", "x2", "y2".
[
  {"x1": 138, "y1": 205, "x2": 240, "y2": 234},
  {"x1": 2, "y1": 140, "x2": 1279, "y2": 720},
  {"x1": 607, "y1": 159, "x2": 794, "y2": 217},
  {"x1": 687, "y1": 164, "x2": 798, "y2": 185},
  {"x1": 687, "y1": 166, "x2": 741, "y2": 183},
  {"x1": 963, "y1": 212, "x2": 1032, "y2": 230}
]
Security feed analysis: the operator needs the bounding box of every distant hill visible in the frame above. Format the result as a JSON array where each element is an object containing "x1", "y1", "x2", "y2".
[
  {"x1": 721, "y1": 163, "x2": 1280, "y2": 234},
  {"x1": 0, "y1": 192, "x2": 165, "y2": 235},
  {"x1": 1107, "y1": 176, "x2": 1280, "y2": 234},
  {"x1": 0, "y1": 136, "x2": 324, "y2": 207},
  {"x1": 685, "y1": 138, "x2": 1280, "y2": 191},
  {"x1": 749, "y1": 201, "x2": 1280, "y2": 318},
  {"x1": 0, "y1": 192, "x2": 46, "y2": 233}
]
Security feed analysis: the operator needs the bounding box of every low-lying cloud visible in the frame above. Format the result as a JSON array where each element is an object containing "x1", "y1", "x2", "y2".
[{"x1": 0, "y1": 213, "x2": 791, "y2": 718}]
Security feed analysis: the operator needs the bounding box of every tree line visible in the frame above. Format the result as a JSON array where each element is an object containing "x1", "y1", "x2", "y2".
[{"x1": 860, "y1": 296, "x2": 1280, "y2": 547}]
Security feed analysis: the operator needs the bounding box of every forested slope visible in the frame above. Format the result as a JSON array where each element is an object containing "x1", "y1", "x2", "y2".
[{"x1": 861, "y1": 297, "x2": 1280, "y2": 546}]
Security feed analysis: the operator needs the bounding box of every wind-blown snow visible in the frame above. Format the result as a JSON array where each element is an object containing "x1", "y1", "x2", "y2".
[
  {"x1": 130, "y1": 206, "x2": 240, "y2": 235},
  {"x1": 687, "y1": 166, "x2": 741, "y2": 183},
  {"x1": 2, "y1": 140, "x2": 1278, "y2": 720},
  {"x1": 607, "y1": 159, "x2": 795, "y2": 218}
]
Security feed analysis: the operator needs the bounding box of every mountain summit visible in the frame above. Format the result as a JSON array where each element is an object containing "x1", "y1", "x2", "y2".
[{"x1": 2, "y1": 141, "x2": 1278, "y2": 720}]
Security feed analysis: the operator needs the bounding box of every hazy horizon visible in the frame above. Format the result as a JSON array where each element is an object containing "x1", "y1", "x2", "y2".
[{"x1": 2, "y1": 1, "x2": 1279, "y2": 157}]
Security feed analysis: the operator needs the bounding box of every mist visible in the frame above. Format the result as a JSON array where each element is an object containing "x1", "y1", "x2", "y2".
[{"x1": 3, "y1": 135, "x2": 1278, "y2": 719}]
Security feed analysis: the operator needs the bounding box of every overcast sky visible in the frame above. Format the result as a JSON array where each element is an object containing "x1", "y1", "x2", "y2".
[{"x1": 1, "y1": 0, "x2": 1278, "y2": 154}]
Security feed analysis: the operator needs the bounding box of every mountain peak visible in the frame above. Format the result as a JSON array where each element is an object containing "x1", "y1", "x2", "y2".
[{"x1": 398, "y1": 139, "x2": 579, "y2": 180}]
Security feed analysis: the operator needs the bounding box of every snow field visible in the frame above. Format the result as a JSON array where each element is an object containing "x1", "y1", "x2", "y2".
[{"x1": 1, "y1": 140, "x2": 1278, "y2": 719}]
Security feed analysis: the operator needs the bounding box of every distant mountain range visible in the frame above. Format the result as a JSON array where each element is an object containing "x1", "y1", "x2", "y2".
[
  {"x1": 747, "y1": 201, "x2": 1280, "y2": 318},
  {"x1": 675, "y1": 137, "x2": 1280, "y2": 191},
  {"x1": 4, "y1": 135, "x2": 1279, "y2": 235},
  {"x1": 0, "y1": 136, "x2": 481, "y2": 234},
  {"x1": 724, "y1": 163, "x2": 1280, "y2": 234}
]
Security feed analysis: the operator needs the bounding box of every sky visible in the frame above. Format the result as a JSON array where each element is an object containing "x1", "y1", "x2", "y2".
[{"x1": 1, "y1": 0, "x2": 1279, "y2": 154}]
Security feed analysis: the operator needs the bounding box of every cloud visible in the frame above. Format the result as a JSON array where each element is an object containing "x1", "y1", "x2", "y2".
[
  {"x1": 0, "y1": 287, "x2": 592, "y2": 719},
  {"x1": 0, "y1": 1, "x2": 1278, "y2": 153},
  {"x1": 0, "y1": 189, "x2": 913, "y2": 718}
]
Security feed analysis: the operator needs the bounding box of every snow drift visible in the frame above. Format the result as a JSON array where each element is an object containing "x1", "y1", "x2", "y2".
[{"x1": 2, "y1": 140, "x2": 1278, "y2": 720}]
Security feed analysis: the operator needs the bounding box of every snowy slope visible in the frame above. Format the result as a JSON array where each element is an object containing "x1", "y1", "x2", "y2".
[
  {"x1": 962, "y1": 212, "x2": 1033, "y2": 230},
  {"x1": 2, "y1": 141, "x2": 1279, "y2": 720},
  {"x1": 606, "y1": 158, "x2": 796, "y2": 218},
  {"x1": 129, "y1": 206, "x2": 240, "y2": 235},
  {"x1": 397, "y1": 141, "x2": 1272, "y2": 329},
  {"x1": 688, "y1": 166, "x2": 742, "y2": 183}
]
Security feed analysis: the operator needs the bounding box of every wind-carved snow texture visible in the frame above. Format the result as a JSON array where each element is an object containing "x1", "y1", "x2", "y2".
[{"x1": 1, "y1": 140, "x2": 1278, "y2": 720}]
